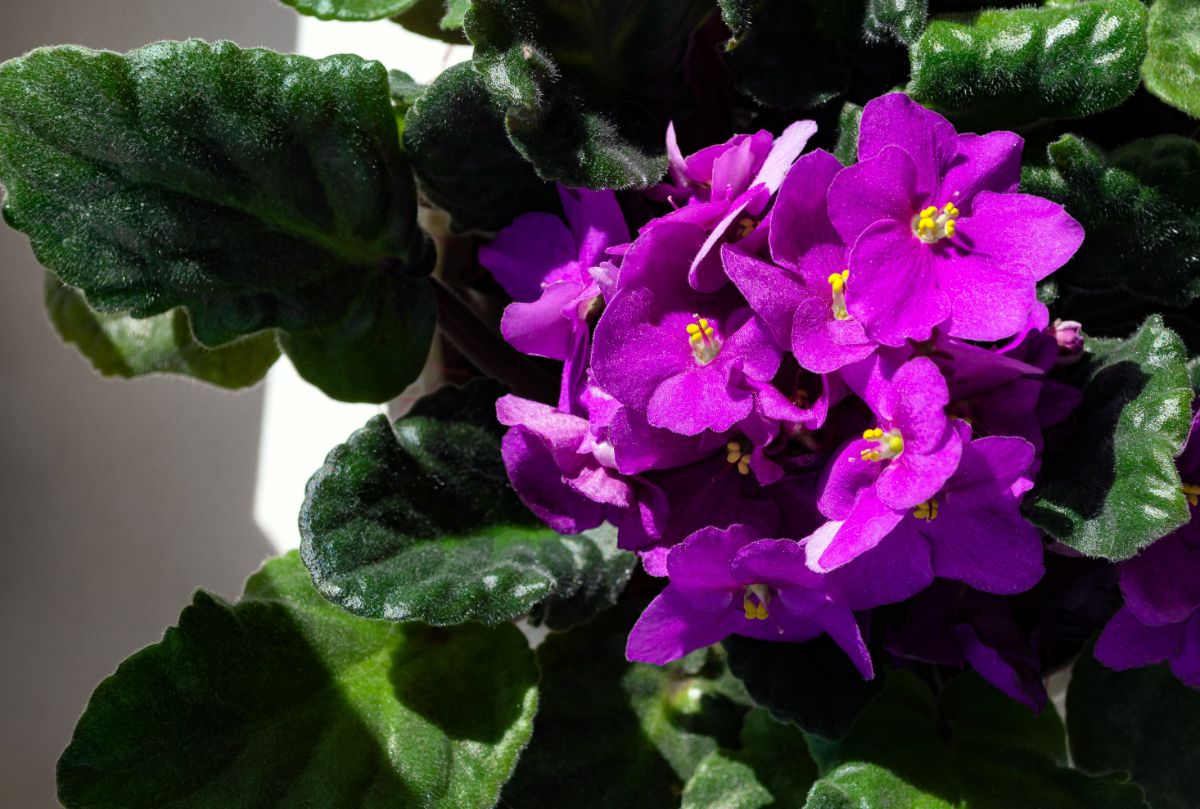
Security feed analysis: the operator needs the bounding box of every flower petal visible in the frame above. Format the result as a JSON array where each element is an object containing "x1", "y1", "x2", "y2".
[
  {"x1": 626, "y1": 586, "x2": 742, "y2": 665},
  {"x1": 479, "y1": 212, "x2": 578, "y2": 301},
  {"x1": 828, "y1": 145, "x2": 920, "y2": 247},
  {"x1": 847, "y1": 220, "x2": 949, "y2": 345},
  {"x1": 857, "y1": 92, "x2": 958, "y2": 200}
]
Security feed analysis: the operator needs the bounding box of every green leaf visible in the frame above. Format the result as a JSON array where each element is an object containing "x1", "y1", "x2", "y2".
[
  {"x1": 388, "y1": 69, "x2": 425, "y2": 138},
  {"x1": 682, "y1": 709, "x2": 817, "y2": 809},
  {"x1": 0, "y1": 41, "x2": 434, "y2": 403},
  {"x1": 864, "y1": 0, "x2": 929, "y2": 46},
  {"x1": 300, "y1": 380, "x2": 636, "y2": 627},
  {"x1": 1021, "y1": 134, "x2": 1200, "y2": 310},
  {"x1": 1068, "y1": 648, "x2": 1200, "y2": 809},
  {"x1": 403, "y1": 61, "x2": 559, "y2": 232},
  {"x1": 280, "y1": 0, "x2": 419, "y2": 22},
  {"x1": 723, "y1": 634, "x2": 885, "y2": 740},
  {"x1": 908, "y1": 0, "x2": 1149, "y2": 128},
  {"x1": 57, "y1": 552, "x2": 538, "y2": 809},
  {"x1": 391, "y1": 0, "x2": 471, "y2": 45},
  {"x1": 719, "y1": 0, "x2": 909, "y2": 110},
  {"x1": 502, "y1": 605, "x2": 750, "y2": 808},
  {"x1": 806, "y1": 671, "x2": 1147, "y2": 809},
  {"x1": 1143, "y1": 0, "x2": 1200, "y2": 118},
  {"x1": 465, "y1": 0, "x2": 713, "y2": 188},
  {"x1": 834, "y1": 102, "x2": 863, "y2": 166},
  {"x1": 805, "y1": 763, "x2": 952, "y2": 809},
  {"x1": 44, "y1": 274, "x2": 279, "y2": 389},
  {"x1": 1026, "y1": 316, "x2": 1193, "y2": 559}
]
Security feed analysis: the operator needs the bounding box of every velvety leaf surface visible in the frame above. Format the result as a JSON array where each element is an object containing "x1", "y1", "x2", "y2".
[
  {"x1": 682, "y1": 709, "x2": 817, "y2": 809},
  {"x1": 805, "y1": 763, "x2": 952, "y2": 809},
  {"x1": 718, "y1": 0, "x2": 909, "y2": 110},
  {"x1": 806, "y1": 671, "x2": 1147, "y2": 809},
  {"x1": 280, "y1": 0, "x2": 419, "y2": 22},
  {"x1": 834, "y1": 102, "x2": 862, "y2": 166},
  {"x1": 0, "y1": 41, "x2": 433, "y2": 403},
  {"x1": 1143, "y1": 0, "x2": 1200, "y2": 119},
  {"x1": 57, "y1": 552, "x2": 539, "y2": 809},
  {"x1": 864, "y1": 0, "x2": 928, "y2": 45},
  {"x1": 1022, "y1": 134, "x2": 1200, "y2": 309},
  {"x1": 1068, "y1": 649, "x2": 1200, "y2": 809},
  {"x1": 388, "y1": 69, "x2": 424, "y2": 137},
  {"x1": 908, "y1": 0, "x2": 1148, "y2": 128},
  {"x1": 1027, "y1": 316, "x2": 1193, "y2": 559},
  {"x1": 723, "y1": 634, "x2": 885, "y2": 740},
  {"x1": 391, "y1": 0, "x2": 471, "y2": 45},
  {"x1": 402, "y1": 61, "x2": 559, "y2": 232},
  {"x1": 502, "y1": 605, "x2": 750, "y2": 808},
  {"x1": 300, "y1": 380, "x2": 635, "y2": 627},
  {"x1": 465, "y1": 0, "x2": 713, "y2": 188},
  {"x1": 45, "y1": 274, "x2": 279, "y2": 389}
]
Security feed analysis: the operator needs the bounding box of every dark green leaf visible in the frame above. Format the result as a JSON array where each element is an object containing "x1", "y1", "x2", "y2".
[
  {"x1": 0, "y1": 41, "x2": 434, "y2": 403},
  {"x1": 44, "y1": 274, "x2": 279, "y2": 389},
  {"x1": 806, "y1": 671, "x2": 1147, "y2": 809},
  {"x1": 1068, "y1": 648, "x2": 1200, "y2": 809},
  {"x1": 719, "y1": 0, "x2": 909, "y2": 110},
  {"x1": 834, "y1": 102, "x2": 863, "y2": 166},
  {"x1": 908, "y1": 0, "x2": 1148, "y2": 128},
  {"x1": 1143, "y1": 0, "x2": 1200, "y2": 118},
  {"x1": 805, "y1": 763, "x2": 951, "y2": 809},
  {"x1": 502, "y1": 605, "x2": 750, "y2": 808},
  {"x1": 864, "y1": 0, "x2": 928, "y2": 46},
  {"x1": 280, "y1": 0, "x2": 419, "y2": 22},
  {"x1": 391, "y1": 0, "x2": 471, "y2": 45},
  {"x1": 723, "y1": 634, "x2": 885, "y2": 740},
  {"x1": 403, "y1": 61, "x2": 559, "y2": 232},
  {"x1": 682, "y1": 709, "x2": 817, "y2": 809},
  {"x1": 57, "y1": 552, "x2": 538, "y2": 809},
  {"x1": 1022, "y1": 134, "x2": 1200, "y2": 309},
  {"x1": 1027, "y1": 316, "x2": 1192, "y2": 559},
  {"x1": 465, "y1": 0, "x2": 713, "y2": 188},
  {"x1": 388, "y1": 69, "x2": 425, "y2": 137},
  {"x1": 300, "y1": 380, "x2": 636, "y2": 626}
]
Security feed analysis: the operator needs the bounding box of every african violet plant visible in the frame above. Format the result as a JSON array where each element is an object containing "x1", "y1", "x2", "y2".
[{"x1": 4, "y1": 0, "x2": 1200, "y2": 807}]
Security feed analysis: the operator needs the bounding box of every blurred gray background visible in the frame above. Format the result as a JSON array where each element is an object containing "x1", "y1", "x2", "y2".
[{"x1": 0, "y1": 1, "x2": 296, "y2": 805}]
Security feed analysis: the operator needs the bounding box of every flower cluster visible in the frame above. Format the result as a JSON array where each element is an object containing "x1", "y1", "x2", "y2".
[{"x1": 482, "y1": 93, "x2": 1189, "y2": 706}]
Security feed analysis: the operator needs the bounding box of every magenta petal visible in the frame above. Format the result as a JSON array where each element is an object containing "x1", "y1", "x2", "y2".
[
  {"x1": 639, "y1": 545, "x2": 670, "y2": 576},
  {"x1": 1119, "y1": 530, "x2": 1200, "y2": 626},
  {"x1": 752, "y1": 119, "x2": 819, "y2": 193},
  {"x1": 770, "y1": 149, "x2": 844, "y2": 269},
  {"x1": 667, "y1": 524, "x2": 761, "y2": 589},
  {"x1": 955, "y1": 191, "x2": 1084, "y2": 283},
  {"x1": 712, "y1": 137, "x2": 759, "y2": 200},
  {"x1": 950, "y1": 436, "x2": 1035, "y2": 495},
  {"x1": 1170, "y1": 615, "x2": 1200, "y2": 687},
  {"x1": 649, "y1": 364, "x2": 754, "y2": 435},
  {"x1": 560, "y1": 186, "x2": 629, "y2": 269},
  {"x1": 813, "y1": 487, "x2": 906, "y2": 571},
  {"x1": 890, "y1": 357, "x2": 952, "y2": 453},
  {"x1": 732, "y1": 538, "x2": 824, "y2": 590},
  {"x1": 811, "y1": 605, "x2": 874, "y2": 679},
  {"x1": 591, "y1": 288, "x2": 688, "y2": 410},
  {"x1": 857, "y1": 92, "x2": 958, "y2": 200},
  {"x1": 939, "y1": 131, "x2": 1023, "y2": 207},
  {"x1": 500, "y1": 428, "x2": 604, "y2": 534},
  {"x1": 792, "y1": 294, "x2": 876, "y2": 374},
  {"x1": 818, "y1": 438, "x2": 885, "y2": 520},
  {"x1": 876, "y1": 428, "x2": 963, "y2": 510},
  {"x1": 690, "y1": 186, "x2": 770, "y2": 291},
  {"x1": 925, "y1": 492, "x2": 1045, "y2": 594},
  {"x1": 936, "y1": 252, "x2": 1038, "y2": 343},
  {"x1": 500, "y1": 281, "x2": 580, "y2": 360},
  {"x1": 479, "y1": 212, "x2": 578, "y2": 301},
  {"x1": 723, "y1": 245, "x2": 805, "y2": 349},
  {"x1": 626, "y1": 587, "x2": 742, "y2": 665},
  {"x1": 954, "y1": 624, "x2": 1046, "y2": 712},
  {"x1": 847, "y1": 220, "x2": 949, "y2": 345},
  {"x1": 1095, "y1": 607, "x2": 1182, "y2": 671},
  {"x1": 828, "y1": 145, "x2": 920, "y2": 247},
  {"x1": 827, "y1": 523, "x2": 933, "y2": 609}
]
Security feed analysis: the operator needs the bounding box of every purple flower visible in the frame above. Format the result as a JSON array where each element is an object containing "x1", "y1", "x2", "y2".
[
  {"x1": 625, "y1": 523, "x2": 932, "y2": 674},
  {"x1": 1095, "y1": 607, "x2": 1200, "y2": 688},
  {"x1": 480, "y1": 185, "x2": 628, "y2": 410},
  {"x1": 591, "y1": 222, "x2": 793, "y2": 437},
  {"x1": 819, "y1": 356, "x2": 964, "y2": 524},
  {"x1": 827, "y1": 93, "x2": 1083, "y2": 345},
  {"x1": 812, "y1": 429, "x2": 1043, "y2": 595},
  {"x1": 887, "y1": 581, "x2": 1048, "y2": 711},
  {"x1": 648, "y1": 121, "x2": 817, "y2": 292}
]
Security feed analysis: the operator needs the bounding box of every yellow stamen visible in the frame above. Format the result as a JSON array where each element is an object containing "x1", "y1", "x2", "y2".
[
  {"x1": 860, "y1": 426, "x2": 904, "y2": 462},
  {"x1": 736, "y1": 217, "x2": 757, "y2": 239},
  {"x1": 1184, "y1": 482, "x2": 1200, "y2": 507},
  {"x1": 913, "y1": 498, "x2": 940, "y2": 522},
  {"x1": 686, "y1": 314, "x2": 721, "y2": 365},
  {"x1": 828, "y1": 269, "x2": 850, "y2": 321},
  {"x1": 742, "y1": 583, "x2": 771, "y2": 621},
  {"x1": 726, "y1": 441, "x2": 751, "y2": 476},
  {"x1": 913, "y1": 200, "x2": 958, "y2": 243}
]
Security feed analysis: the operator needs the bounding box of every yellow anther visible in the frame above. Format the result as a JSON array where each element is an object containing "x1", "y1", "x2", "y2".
[
  {"x1": 913, "y1": 498, "x2": 940, "y2": 522},
  {"x1": 918, "y1": 217, "x2": 936, "y2": 231},
  {"x1": 943, "y1": 202, "x2": 959, "y2": 217},
  {"x1": 725, "y1": 441, "x2": 752, "y2": 475},
  {"x1": 860, "y1": 426, "x2": 903, "y2": 462},
  {"x1": 1184, "y1": 483, "x2": 1200, "y2": 507},
  {"x1": 828, "y1": 269, "x2": 851, "y2": 321},
  {"x1": 687, "y1": 314, "x2": 721, "y2": 363},
  {"x1": 921, "y1": 206, "x2": 938, "y2": 218},
  {"x1": 913, "y1": 201, "x2": 959, "y2": 243},
  {"x1": 737, "y1": 217, "x2": 757, "y2": 239},
  {"x1": 828, "y1": 272, "x2": 845, "y2": 292},
  {"x1": 944, "y1": 219, "x2": 956, "y2": 237},
  {"x1": 743, "y1": 584, "x2": 771, "y2": 621}
]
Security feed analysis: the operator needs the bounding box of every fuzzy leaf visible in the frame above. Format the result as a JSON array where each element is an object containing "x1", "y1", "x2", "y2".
[
  {"x1": 300, "y1": 380, "x2": 635, "y2": 627},
  {"x1": 718, "y1": 0, "x2": 909, "y2": 110},
  {"x1": 403, "y1": 61, "x2": 558, "y2": 232},
  {"x1": 1021, "y1": 134, "x2": 1200, "y2": 310},
  {"x1": 1143, "y1": 0, "x2": 1200, "y2": 118},
  {"x1": 806, "y1": 671, "x2": 1147, "y2": 809},
  {"x1": 804, "y1": 763, "x2": 952, "y2": 809},
  {"x1": 502, "y1": 605, "x2": 750, "y2": 808},
  {"x1": 44, "y1": 274, "x2": 279, "y2": 389},
  {"x1": 391, "y1": 0, "x2": 471, "y2": 45},
  {"x1": 908, "y1": 0, "x2": 1148, "y2": 128},
  {"x1": 465, "y1": 0, "x2": 713, "y2": 188},
  {"x1": 57, "y1": 552, "x2": 538, "y2": 809},
  {"x1": 280, "y1": 0, "x2": 419, "y2": 22},
  {"x1": 864, "y1": 0, "x2": 929, "y2": 45},
  {"x1": 834, "y1": 102, "x2": 863, "y2": 166},
  {"x1": 682, "y1": 709, "x2": 817, "y2": 809},
  {"x1": 1068, "y1": 649, "x2": 1200, "y2": 809},
  {"x1": 1027, "y1": 316, "x2": 1193, "y2": 560},
  {"x1": 723, "y1": 634, "x2": 885, "y2": 740},
  {"x1": 0, "y1": 41, "x2": 434, "y2": 403}
]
